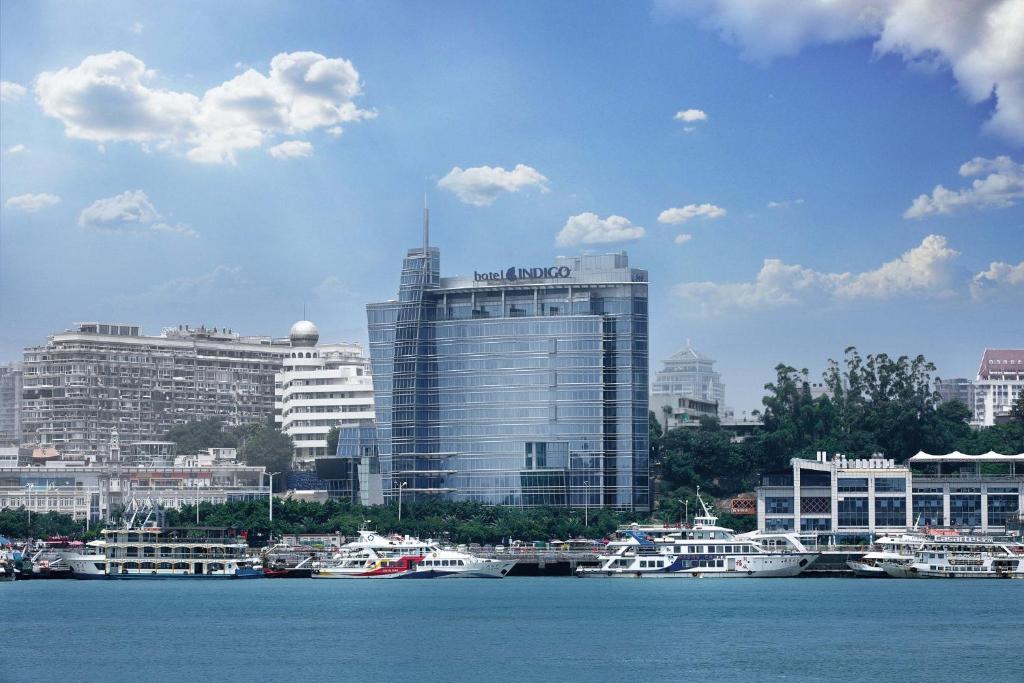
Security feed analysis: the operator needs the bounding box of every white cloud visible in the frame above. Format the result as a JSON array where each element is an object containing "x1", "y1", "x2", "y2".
[
  {"x1": 5, "y1": 193, "x2": 61, "y2": 212},
  {"x1": 658, "y1": 203, "x2": 727, "y2": 224},
  {"x1": 661, "y1": 0, "x2": 1024, "y2": 144},
  {"x1": 556, "y1": 213, "x2": 646, "y2": 246},
  {"x1": 675, "y1": 233, "x2": 694, "y2": 245},
  {"x1": 131, "y1": 21, "x2": 144, "y2": 34},
  {"x1": 673, "y1": 234, "x2": 960, "y2": 315},
  {"x1": 35, "y1": 50, "x2": 374, "y2": 164},
  {"x1": 142, "y1": 265, "x2": 249, "y2": 303},
  {"x1": 0, "y1": 81, "x2": 26, "y2": 102},
  {"x1": 326, "y1": 126, "x2": 344, "y2": 137},
  {"x1": 78, "y1": 189, "x2": 197, "y2": 237},
  {"x1": 971, "y1": 260, "x2": 1024, "y2": 297},
  {"x1": 5, "y1": 144, "x2": 27, "y2": 155},
  {"x1": 437, "y1": 164, "x2": 549, "y2": 206},
  {"x1": 674, "y1": 108, "x2": 708, "y2": 122},
  {"x1": 313, "y1": 275, "x2": 356, "y2": 300},
  {"x1": 268, "y1": 140, "x2": 314, "y2": 159},
  {"x1": 904, "y1": 155, "x2": 1024, "y2": 218},
  {"x1": 767, "y1": 198, "x2": 804, "y2": 208}
]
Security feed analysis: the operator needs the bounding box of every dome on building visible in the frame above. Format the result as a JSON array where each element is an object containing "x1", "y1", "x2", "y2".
[{"x1": 289, "y1": 320, "x2": 320, "y2": 347}]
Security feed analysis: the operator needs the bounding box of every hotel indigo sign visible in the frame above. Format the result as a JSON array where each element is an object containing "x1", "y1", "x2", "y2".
[{"x1": 474, "y1": 266, "x2": 572, "y2": 282}]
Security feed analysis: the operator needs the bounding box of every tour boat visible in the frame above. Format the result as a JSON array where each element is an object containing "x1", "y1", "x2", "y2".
[
  {"x1": 847, "y1": 532, "x2": 929, "y2": 577},
  {"x1": 578, "y1": 492, "x2": 817, "y2": 578},
  {"x1": 398, "y1": 547, "x2": 516, "y2": 578},
  {"x1": 879, "y1": 534, "x2": 1024, "y2": 579}
]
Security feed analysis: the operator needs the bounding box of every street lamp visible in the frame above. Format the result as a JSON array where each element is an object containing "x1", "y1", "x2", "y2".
[
  {"x1": 264, "y1": 472, "x2": 280, "y2": 523},
  {"x1": 397, "y1": 481, "x2": 408, "y2": 522},
  {"x1": 678, "y1": 499, "x2": 685, "y2": 527}
]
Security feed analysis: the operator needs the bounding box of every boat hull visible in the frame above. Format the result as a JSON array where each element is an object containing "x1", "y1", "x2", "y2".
[
  {"x1": 398, "y1": 561, "x2": 517, "y2": 579},
  {"x1": 579, "y1": 553, "x2": 817, "y2": 578},
  {"x1": 847, "y1": 560, "x2": 890, "y2": 577}
]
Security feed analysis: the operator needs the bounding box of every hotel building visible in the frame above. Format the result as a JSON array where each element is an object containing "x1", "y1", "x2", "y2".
[
  {"x1": 973, "y1": 348, "x2": 1024, "y2": 426},
  {"x1": 366, "y1": 220, "x2": 649, "y2": 510}
]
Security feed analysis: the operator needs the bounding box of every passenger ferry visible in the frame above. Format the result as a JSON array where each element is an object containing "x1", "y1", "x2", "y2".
[
  {"x1": 578, "y1": 493, "x2": 817, "y2": 578},
  {"x1": 314, "y1": 530, "x2": 515, "y2": 579},
  {"x1": 879, "y1": 534, "x2": 1024, "y2": 579},
  {"x1": 70, "y1": 527, "x2": 262, "y2": 579}
]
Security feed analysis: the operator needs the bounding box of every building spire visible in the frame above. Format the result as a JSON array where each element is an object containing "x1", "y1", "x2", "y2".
[{"x1": 422, "y1": 193, "x2": 430, "y2": 252}]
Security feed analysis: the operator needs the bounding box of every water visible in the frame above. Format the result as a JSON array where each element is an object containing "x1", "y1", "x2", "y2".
[{"x1": 4, "y1": 578, "x2": 1022, "y2": 681}]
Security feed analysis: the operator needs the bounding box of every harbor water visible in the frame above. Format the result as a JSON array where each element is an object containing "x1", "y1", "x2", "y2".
[{"x1": 5, "y1": 578, "x2": 1022, "y2": 681}]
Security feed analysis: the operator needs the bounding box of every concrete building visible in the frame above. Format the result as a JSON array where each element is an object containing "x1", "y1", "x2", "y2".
[
  {"x1": 757, "y1": 451, "x2": 1023, "y2": 538},
  {"x1": 935, "y1": 377, "x2": 975, "y2": 409},
  {"x1": 367, "y1": 220, "x2": 649, "y2": 510},
  {"x1": 274, "y1": 320, "x2": 375, "y2": 466},
  {"x1": 973, "y1": 349, "x2": 1024, "y2": 426},
  {"x1": 0, "y1": 451, "x2": 267, "y2": 522},
  {"x1": 651, "y1": 343, "x2": 726, "y2": 417},
  {"x1": 650, "y1": 393, "x2": 719, "y2": 430},
  {"x1": 0, "y1": 363, "x2": 23, "y2": 444},
  {"x1": 20, "y1": 322, "x2": 291, "y2": 456}
]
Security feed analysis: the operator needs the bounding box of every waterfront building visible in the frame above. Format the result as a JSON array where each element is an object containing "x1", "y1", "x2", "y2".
[
  {"x1": 274, "y1": 320, "x2": 375, "y2": 466},
  {"x1": 651, "y1": 343, "x2": 726, "y2": 417},
  {"x1": 757, "y1": 451, "x2": 1023, "y2": 538},
  {"x1": 20, "y1": 322, "x2": 291, "y2": 456},
  {"x1": 973, "y1": 349, "x2": 1024, "y2": 426},
  {"x1": 0, "y1": 455, "x2": 267, "y2": 522},
  {"x1": 313, "y1": 422, "x2": 382, "y2": 506},
  {"x1": 366, "y1": 219, "x2": 649, "y2": 510},
  {"x1": 0, "y1": 363, "x2": 23, "y2": 444},
  {"x1": 935, "y1": 377, "x2": 975, "y2": 409}
]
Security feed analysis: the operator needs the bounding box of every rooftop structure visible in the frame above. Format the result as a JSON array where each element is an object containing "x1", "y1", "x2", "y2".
[{"x1": 20, "y1": 322, "x2": 291, "y2": 456}]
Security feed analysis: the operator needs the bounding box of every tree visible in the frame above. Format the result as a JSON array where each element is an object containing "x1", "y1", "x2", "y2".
[
  {"x1": 238, "y1": 425, "x2": 294, "y2": 490},
  {"x1": 1013, "y1": 394, "x2": 1024, "y2": 423},
  {"x1": 163, "y1": 418, "x2": 238, "y2": 454},
  {"x1": 325, "y1": 426, "x2": 341, "y2": 456}
]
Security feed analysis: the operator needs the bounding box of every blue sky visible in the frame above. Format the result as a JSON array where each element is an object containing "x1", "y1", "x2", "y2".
[{"x1": 1, "y1": 0, "x2": 1022, "y2": 413}]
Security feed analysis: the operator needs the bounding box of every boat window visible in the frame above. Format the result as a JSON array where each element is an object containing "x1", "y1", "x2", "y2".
[{"x1": 457, "y1": 560, "x2": 465, "y2": 566}]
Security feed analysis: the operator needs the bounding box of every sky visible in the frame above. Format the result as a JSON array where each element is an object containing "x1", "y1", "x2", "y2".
[{"x1": 1, "y1": 0, "x2": 1022, "y2": 414}]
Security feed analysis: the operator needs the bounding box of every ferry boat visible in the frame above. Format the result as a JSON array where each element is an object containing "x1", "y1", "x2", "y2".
[
  {"x1": 313, "y1": 530, "x2": 515, "y2": 579},
  {"x1": 71, "y1": 527, "x2": 263, "y2": 579},
  {"x1": 577, "y1": 492, "x2": 817, "y2": 578},
  {"x1": 64, "y1": 540, "x2": 109, "y2": 579},
  {"x1": 879, "y1": 534, "x2": 1024, "y2": 579}
]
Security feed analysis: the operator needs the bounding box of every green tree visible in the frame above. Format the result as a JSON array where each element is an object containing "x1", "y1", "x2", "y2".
[
  {"x1": 325, "y1": 425, "x2": 341, "y2": 456},
  {"x1": 238, "y1": 425, "x2": 294, "y2": 489},
  {"x1": 163, "y1": 418, "x2": 238, "y2": 454}
]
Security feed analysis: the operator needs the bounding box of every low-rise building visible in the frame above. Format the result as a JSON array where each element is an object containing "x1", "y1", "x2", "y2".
[
  {"x1": 650, "y1": 393, "x2": 719, "y2": 430},
  {"x1": 757, "y1": 451, "x2": 1023, "y2": 538}
]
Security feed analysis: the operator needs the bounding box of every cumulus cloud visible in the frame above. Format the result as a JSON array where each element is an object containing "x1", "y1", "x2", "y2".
[
  {"x1": 35, "y1": 50, "x2": 374, "y2": 164},
  {"x1": 313, "y1": 275, "x2": 356, "y2": 300},
  {"x1": 0, "y1": 81, "x2": 26, "y2": 102},
  {"x1": 904, "y1": 155, "x2": 1024, "y2": 218},
  {"x1": 556, "y1": 213, "x2": 646, "y2": 246},
  {"x1": 673, "y1": 234, "x2": 960, "y2": 315},
  {"x1": 437, "y1": 164, "x2": 549, "y2": 206},
  {"x1": 78, "y1": 190, "x2": 197, "y2": 237},
  {"x1": 674, "y1": 108, "x2": 708, "y2": 123},
  {"x1": 658, "y1": 203, "x2": 727, "y2": 224},
  {"x1": 767, "y1": 198, "x2": 804, "y2": 208},
  {"x1": 971, "y1": 260, "x2": 1024, "y2": 297},
  {"x1": 675, "y1": 233, "x2": 694, "y2": 245},
  {"x1": 140, "y1": 265, "x2": 249, "y2": 303},
  {"x1": 6, "y1": 144, "x2": 28, "y2": 155},
  {"x1": 268, "y1": 140, "x2": 314, "y2": 159},
  {"x1": 5, "y1": 193, "x2": 62, "y2": 212},
  {"x1": 661, "y1": 0, "x2": 1024, "y2": 144}
]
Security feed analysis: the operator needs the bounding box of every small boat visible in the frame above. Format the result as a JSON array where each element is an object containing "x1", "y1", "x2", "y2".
[{"x1": 847, "y1": 532, "x2": 928, "y2": 577}]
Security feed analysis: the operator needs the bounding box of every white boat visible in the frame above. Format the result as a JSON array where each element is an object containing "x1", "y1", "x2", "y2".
[
  {"x1": 847, "y1": 532, "x2": 928, "y2": 577},
  {"x1": 880, "y1": 533, "x2": 1024, "y2": 579},
  {"x1": 313, "y1": 530, "x2": 515, "y2": 579},
  {"x1": 64, "y1": 540, "x2": 109, "y2": 579},
  {"x1": 78, "y1": 527, "x2": 261, "y2": 579},
  {"x1": 577, "y1": 492, "x2": 818, "y2": 578}
]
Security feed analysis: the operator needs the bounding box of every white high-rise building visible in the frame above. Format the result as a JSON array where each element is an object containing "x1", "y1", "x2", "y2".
[
  {"x1": 275, "y1": 320, "x2": 375, "y2": 465},
  {"x1": 651, "y1": 343, "x2": 726, "y2": 416},
  {"x1": 974, "y1": 349, "x2": 1024, "y2": 426}
]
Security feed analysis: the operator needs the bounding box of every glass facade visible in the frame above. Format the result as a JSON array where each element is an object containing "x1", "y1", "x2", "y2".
[
  {"x1": 838, "y1": 497, "x2": 869, "y2": 527},
  {"x1": 875, "y1": 497, "x2": 906, "y2": 526},
  {"x1": 367, "y1": 246, "x2": 649, "y2": 510},
  {"x1": 912, "y1": 494, "x2": 943, "y2": 526},
  {"x1": 950, "y1": 494, "x2": 981, "y2": 527}
]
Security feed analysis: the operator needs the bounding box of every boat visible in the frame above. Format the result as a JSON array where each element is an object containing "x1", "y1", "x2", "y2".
[
  {"x1": 313, "y1": 529, "x2": 515, "y2": 579},
  {"x1": 64, "y1": 540, "x2": 109, "y2": 579},
  {"x1": 577, "y1": 491, "x2": 818, "y2": 578},
  {"x1": 880, "y1": 533, "x2": 1024, "y2": 579},
  {"x1": 847, "y1": 532, "x2": 928, "y2": 577}
]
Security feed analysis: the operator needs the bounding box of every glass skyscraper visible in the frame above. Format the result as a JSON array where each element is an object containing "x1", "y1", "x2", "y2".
[{"x1": 367, "y1": 237, "x2": 649, "y2": 510}]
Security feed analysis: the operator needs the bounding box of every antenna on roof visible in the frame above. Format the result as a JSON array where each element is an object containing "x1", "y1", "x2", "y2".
[{"x1": 422, "y1": 193, "x2": 430, "y2": 252}]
